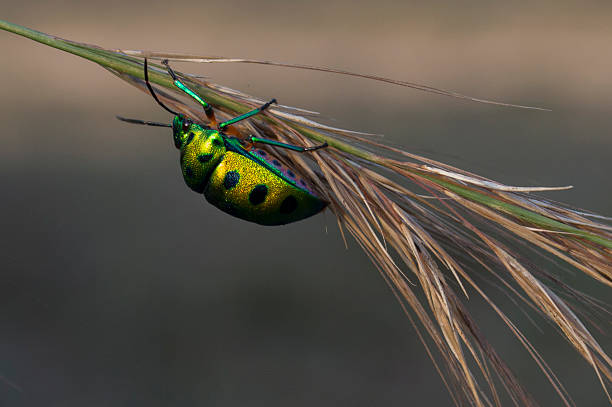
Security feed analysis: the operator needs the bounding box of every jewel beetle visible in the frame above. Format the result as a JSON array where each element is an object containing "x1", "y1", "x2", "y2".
[{"x1": 118, "y1": 59, "x2": 328, "y2": 226}]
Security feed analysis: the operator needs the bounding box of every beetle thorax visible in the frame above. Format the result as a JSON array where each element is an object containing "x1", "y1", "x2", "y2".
[{"x1": 179, "y1": 127, "x2": 226, "y2": 193}]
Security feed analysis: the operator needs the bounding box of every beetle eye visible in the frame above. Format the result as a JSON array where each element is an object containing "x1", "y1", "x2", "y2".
[{"x1": 182, "y1": 120, "x2": 191, "y2": 132}]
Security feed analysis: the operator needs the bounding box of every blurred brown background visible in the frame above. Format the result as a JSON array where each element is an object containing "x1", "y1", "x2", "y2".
[{"x1": 1, "y1": 1, "x2": 611, "y2": 406}]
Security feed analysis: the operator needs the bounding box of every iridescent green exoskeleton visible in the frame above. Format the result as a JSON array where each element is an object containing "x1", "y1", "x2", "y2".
[{"x1": 118, "y1": 59, "x2": 328, "y2": 226}]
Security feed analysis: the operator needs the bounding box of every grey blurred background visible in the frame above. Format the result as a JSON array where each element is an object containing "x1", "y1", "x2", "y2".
[{"x1": 1, "y1": 1, "x2": 611, "y2": 406}]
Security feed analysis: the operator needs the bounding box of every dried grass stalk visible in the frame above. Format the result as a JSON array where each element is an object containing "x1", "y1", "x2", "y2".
[{"x1": 2, "y1": 19, "x2": 610, "y2": 407}]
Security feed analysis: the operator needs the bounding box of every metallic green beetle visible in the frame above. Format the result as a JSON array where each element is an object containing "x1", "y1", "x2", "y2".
[{"x1": 118, "y1": 59, "x2": 328, "y2": 226}]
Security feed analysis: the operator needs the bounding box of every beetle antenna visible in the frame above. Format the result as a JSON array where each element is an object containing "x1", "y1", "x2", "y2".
[
  {"x1": 116, "y1": 116, "x2": 172, "y2": 128},
  {"x1": 144, "y1": 58, "x2": 179, "y2": 116}
]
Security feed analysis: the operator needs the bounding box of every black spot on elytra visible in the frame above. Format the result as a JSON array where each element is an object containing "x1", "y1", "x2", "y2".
[
  {"x1": 185, "y1": 166, "x2": 194, "y2": 178},
  {"x1": 272, "y1": 160, "x2": 281, "y2": 167},
  {"x1": 185, "y1": 132, "x2": 195, "y2": 145},
  {"x1": 197, "y1": 153, "x2": 213, "y2": 163},
  {"x1": 249, "y1": 184, "x2": 268, "y2": 205},
  {"x1": 287, "y1": 170, "x2": 295, "y2": 178},
  {"x1": 280, "y1": 195, "x2": 298, "y2": 214},
  {"x1": 223, "y1": 171, "x2": 240, "y2": 190},
  {"x1": 212, "y1": 137, "x2": 223, "y2": 147}
]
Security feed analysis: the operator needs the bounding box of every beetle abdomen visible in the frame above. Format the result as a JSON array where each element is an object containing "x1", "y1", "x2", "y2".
[{"x1": 204, "y1": 152, "x2": 327, "y2": 226}]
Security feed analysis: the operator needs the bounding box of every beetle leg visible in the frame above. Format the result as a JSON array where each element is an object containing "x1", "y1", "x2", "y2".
[
  {"x1": 221, "y1": 125, "x2": 241, "y2": 138},
  {"x1": 218, "y1": 99, "x2": 277, "y2": 129},
  {"x1": 162, "y1": 59, "x2": 218, "y2": 127},
  {"x1": 241, "y1": 136, "x2": 256, "y2": 151}
]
